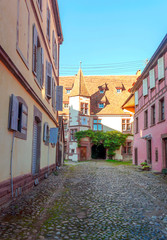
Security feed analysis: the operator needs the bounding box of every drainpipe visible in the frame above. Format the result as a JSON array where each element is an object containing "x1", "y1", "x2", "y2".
[{"x1": 10, "y1": 132, "x2": 15, "y2": 198}]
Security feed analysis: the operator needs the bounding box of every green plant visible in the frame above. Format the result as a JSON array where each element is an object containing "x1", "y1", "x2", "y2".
[
  {"x1": 75, "y1": 130, "x2": 130, "y2": 158},
  {"x1": 141, "y1": 162, "x2": 147, "y2": 166}
]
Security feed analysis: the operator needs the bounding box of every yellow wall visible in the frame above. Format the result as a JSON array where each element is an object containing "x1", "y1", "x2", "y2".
[{"x1": 0, "y1": 0, "x2": 62, "y2": 182}]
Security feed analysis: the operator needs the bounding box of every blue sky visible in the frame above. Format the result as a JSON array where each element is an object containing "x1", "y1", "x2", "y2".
[{"x1": 58, "y1": 0, "x2": 167, "y2": 76}]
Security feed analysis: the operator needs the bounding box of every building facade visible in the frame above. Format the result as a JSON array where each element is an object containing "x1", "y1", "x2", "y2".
[
  {"x1": 0, "y1": 0, "x2": 63, "y2": 206},
  {"x1": 60, "y1": 69, "x2": 137, "y2": 161},
  {"x1": 132, "y1": 35, "x2": 167, "y2": 172}
]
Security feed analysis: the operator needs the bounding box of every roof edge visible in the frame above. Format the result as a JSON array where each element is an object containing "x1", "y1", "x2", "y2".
[{"x1": 52, "y1": 0, "x2": 63, "y2": 44}]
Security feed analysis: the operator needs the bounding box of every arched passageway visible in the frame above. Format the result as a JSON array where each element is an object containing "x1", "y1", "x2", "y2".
[{"x1": 91, "y1": 144, "x2": 106, "y2": 159}]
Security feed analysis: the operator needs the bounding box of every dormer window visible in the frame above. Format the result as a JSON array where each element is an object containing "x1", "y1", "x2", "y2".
[
  {"x1": 66, "y1": 89, "x2": 71, "y2": 94},
  {"x1": 100, "y1": 90, "x2": 104, "y2": 94},
  {"x1": 99, "y1": 103, "x2": 104, "y2": 108},
  {"x1": 117, "y1": 89, "x2": 122, "y2": 93}
]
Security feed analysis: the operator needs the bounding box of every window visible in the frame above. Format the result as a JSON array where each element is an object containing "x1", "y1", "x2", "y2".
[
  {"x1": 144, "y1": 110, "x2": 148, "y2": 129},
  {"x1": 81, "y1": 117, "x2": 88, "y2": 125},
  {"x1": 32, "y1": 24, "x2": 44, "y2": 87},
  {"x1": 70, "y1": 129, "x2": 77, "y2": 141},
  {"x1": 71, "y1": 149, "x2": 75, "y2": 154},
  {"x1": 52, "y1": 31, "x2": 58, "y2": 68},
  {"x1": 155, "y1": 148, "x2": 158, "y2": 162},
  {"x1": 135, "y1": 117, "x2": 139, "y2": 133},
  {"x1": 66, "y1": 89, "x2": 71, "y2": 94},
  {"x1": 64, "y1": 103, "x2": 69, "y2": 109},
  {"x1": 135, "y1": 91, "x2": 138, "y2": 106},
  {"x1": 45, "y1": 60, "x2": 52, "y2": 99},
  {"x1": 81, "y1": 103, "x2": 88, "y2": 115},
  {"x1": 52, "y1": 78, "x2": 56, "y2": 110},
  {"x1": 99, "y1": 103, "x2": 104, "y2": 108},
  {"x1": 117, "y1": 89, "x2": 122, "y2": 93},
  {"x1": 158, "y1": 56, "x2": 164, "y2": 80},
  {"x1": 149, "y1": 69, "x2": 155, "y2": 89},
  {"x1": 122, "y1": 119, "x2": 131, "y2": 132},
  {"x1": 159, "y1": 98, "x2": 165, "y2": 121},
  {"x1": 37, "y1": 0, "x2": 42, "y2": 12},
  {"x1": 143, "y1": 78, "x2": 148, "y2": 96},
  {"x1": 122, "y1": 141, "x2": 132, "y2": 155},
  {"x1": 93, "y1": 119, "x2": 102, "y2": 131},
  {"x1": 46, "y1": 4, "x2": 50, "y2": 40},
  {"x1": 100, "y1": 90, "x2": 104, "y2": 94},
  {"x1": 151, "y1": 104, "x2": 155, "y2": 125},
  {"x1": 8, "y1": 95, "x2": 28, "y2": 140},
  {"x1": 43, "y1": 122, "x2": 50, "y2": 145}
]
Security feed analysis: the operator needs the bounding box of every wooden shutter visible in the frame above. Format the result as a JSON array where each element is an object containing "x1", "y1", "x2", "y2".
[
  {"x1": 55, "y1": 39, "x2": 57, "y2": 68},
  {"x1": 158, "y1": 56, "x2": 164, "y2": 80},
  {"x1": 52, "y1": 78, "x2": 56, "y2": 109},
  {"x1": 135, "y1": 91, "x2": 138, "y2": 106},
  {"x1": 45, "y1": 61, "x2": 52, "y2": 98},
  {"x1": 56, "y1": 86, "x2": 63, "y2": 111},
  {"x1": 149, "y1": 69, "x2": 155, "y2": 89},
  {"x1": 52, "y1": 31, "x2": 55, "y2": 59},
  {"x1": 32, "y1": 24, "x2": 38, "y2": 74},
  {"x1": 47, "y1": 7, "x2": 50, "y2": 40},
  {"x1": 143, "y1": 78, "x2": 148, "y2": 96},
  {"x1": 21, "y1": 104, "x2": 28, "y2": 134},
  {"x1": 37, "y1": 47, "x2": 41, "y2": 83},
  {"x1": 41, "y1": 48, "x2": 44, "y2": 86},
  {"x1": 9, "y1": 94, "x2": 19, "y2": 131}
]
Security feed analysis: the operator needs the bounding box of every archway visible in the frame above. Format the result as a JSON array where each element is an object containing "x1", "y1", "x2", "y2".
[{"x1": 91, "y1": 144, "x2": 106, "y2": 159}]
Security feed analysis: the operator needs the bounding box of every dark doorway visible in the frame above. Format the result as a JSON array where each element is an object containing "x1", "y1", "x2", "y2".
[
  {"x1": 147, "y1": 139, "x2": 152, "y2": 164},
  {"x1": 134, "y1": 148, "x2": 138, "y2": 165},
  {"x1": 91, "y1": 144, "x2": 106, "y2": 159}
]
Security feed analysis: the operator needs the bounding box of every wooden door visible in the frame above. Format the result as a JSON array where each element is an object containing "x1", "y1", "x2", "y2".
[
  {"x1": 134, "y1": 148, "x2": 138, "y2": 165},
  {"x1": 80, "y1": 147, "x2": 87, "y2": 161}
]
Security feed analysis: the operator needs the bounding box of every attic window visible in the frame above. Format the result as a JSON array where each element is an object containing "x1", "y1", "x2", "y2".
[
  {"x1": 66, "y1": 89, "x2": 71, "y2": 94},
  {"x1": 100, "y1": 90, "x2": 104, "y2": 94},
  {"x1": 117, "y1": 89, "x2": 122, "y2": 93},
  {"x1": 99, "y1": 103, "x2": 104, "y2": 108}
]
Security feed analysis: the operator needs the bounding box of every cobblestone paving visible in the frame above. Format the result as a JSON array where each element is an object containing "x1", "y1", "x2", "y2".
[{"x1": 1, "y1": 161, "x2": 167, "y2": 239}]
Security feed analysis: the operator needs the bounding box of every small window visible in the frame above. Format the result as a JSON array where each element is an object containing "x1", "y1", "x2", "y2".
[
  {"x1": 122, "y1": 141, "x2": 132, "y2": 155},
  {"x1": 144, "y1": 110, "x2": 148, "y2": 129},
  {"x1": 43, "y1": 122, "x2": 50, "y2": 145},
  {"x1": 71, "y1": 149, "x2": 75, "y2": 154},
  {"x1": 8, "y1": 95, "x2": 28, "y2": 140},
  {"x1": 135, "y1": 117, "x2": 139, "y2": 133},
  {"x1": 66, "y1": 89, "x2": 71, "y2": 94},
  {"x1": 93, "y1": 119, "x2": 102, "y2": 131},
  {"x1": 47, "y1": 4, "x2": 50, "y2": 40},
  {"x1": 81, "y1": 103, "x2": 88, "y2": 115},
  {"x1": 70, "y1": 129, "x2": 77, "y2": 141},
  {"x1": 117, "y1": 89, "x2": 122, "y2": 93},
  {"x1": 32, "y1": 24, "x2": 44, "y2": 88},
  {"x1": 122, "y1": 119, "x2": 131, "y2": 132},
  {"x1": 64, "y1": 103, "x2": 69, "y2": 109},
  {"x1": 151, "y1": 104, "x2": 155, "y2": 125},
  {"x1": 99, "y1": 103, "x2": 104, "y2": 108},
  {"x1": 100, "y1": 90, "x2": 104, "y2": 94},
  {"x1": 159, "y1": 98, "x2": 165, "y2": 121},
  {"x1": 155, "y1": 148, "x2": 158, "y2": 162}
]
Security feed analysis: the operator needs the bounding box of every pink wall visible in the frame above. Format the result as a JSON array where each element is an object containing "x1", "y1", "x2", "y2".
[{"x1": 133, "y1": 51, "x2": 167, "y2": 172}]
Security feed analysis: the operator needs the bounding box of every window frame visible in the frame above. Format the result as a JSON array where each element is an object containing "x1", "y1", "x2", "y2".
[
  {"x1": 93, "y1": 118, "x2": 102, "y2": 131},
  {"x1": 122, "y1": 141, "x2": 132, "y2": 155},
  {"x1": 122, "y1": 118, "x2": 131, "y2": 132},
  {"x1": 81, "y1": 103, "x2": 88, "y2": 115},
  {"x1": 151, "y1": 104, "x2": 156, "y2": 125},
  {"x1": 64, "y1": 103, "x2": 69, "y2": 109},
  {"x1": 99, "y1": 103, "x2": 104, "y2": 108},
  {"x1": 144, "y1": 110, "x2": 148, "y2": 129},
  {"x1": 159, "y1": 97, "x2": 165, "y2": 122},
  {"x1": 135, "y1": 117, "x2": 139, "y2": 134},
  {"x1": 70, "y1": 129, "x2": 77, "y2": 141},
  {"x1": 46, "y1": 3, "x2": 50, "y2": 41}
]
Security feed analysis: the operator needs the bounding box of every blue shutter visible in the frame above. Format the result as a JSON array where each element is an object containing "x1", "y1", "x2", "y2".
[
  {"x1": 56, "y1": 86, "x2": 63, "y2": 111},
  {"x1": 49, "y1": 128, "x2": 58, "y2": 144}
]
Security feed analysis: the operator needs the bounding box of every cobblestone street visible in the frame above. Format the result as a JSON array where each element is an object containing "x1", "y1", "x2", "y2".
[{"x1": 1, "y1": 161, "x2": 167, "y2": 239}]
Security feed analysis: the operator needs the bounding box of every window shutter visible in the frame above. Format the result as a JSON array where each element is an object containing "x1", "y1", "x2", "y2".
[
  {"x1": 43, "y1": 122, "x2": 48, "y2": 142},
  {"x1": 158, "y1": 56, "x2": 164, "y2": 80},
  {"x1": 9, "y1": 94, "x2": 19, "y2": 131},
  {"x1": 55, "y1": 39, "x2": 57, "y2": 68},
  {"x1": 41, "y1": 48, "x2": 44, "y2": 87},
  {"x1": 52, "y1": 31, "x2": 55, "y2": 59},
  {"x1": 45, "y1": 60, "x2": 48, "y2": 96},
  {"x1": 56, "y1": 86, "x2": 63, "y2": 111},
  {"x1": 149, "y1": 69, "x2": 155, "y2": 89},
  {"x1": 52, "y1": 78, "x2": 56, "y2": 110},
  {"x1": 21, "y1": 104, "x2": 28, "y2": 134},
  {"x1": 49, "y1": 128, "x2": 58, "y2": 144},
  {"x1": 47, "y1": 62, "x2": 52, "y2": 99},
  {"x1": 47, "y1": 7, "x2": 50, "y2": 40},
  {"x1": 135, "y1": 91, "x2": 138, "y2": 106},
  {"x1": 36, "y1": 47, "x2": 41, "y2": 83},
  {"x1": 143, "y1": 78, "x2": 148, "y2": 96},
  {"x1": 32, "y1": 24, "x2": 38, "y2": 74}
]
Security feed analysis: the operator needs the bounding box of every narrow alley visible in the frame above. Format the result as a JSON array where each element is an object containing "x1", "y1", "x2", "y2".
[{"x1": 1, "y1": 161, "x2": 167, "y2": 239}]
